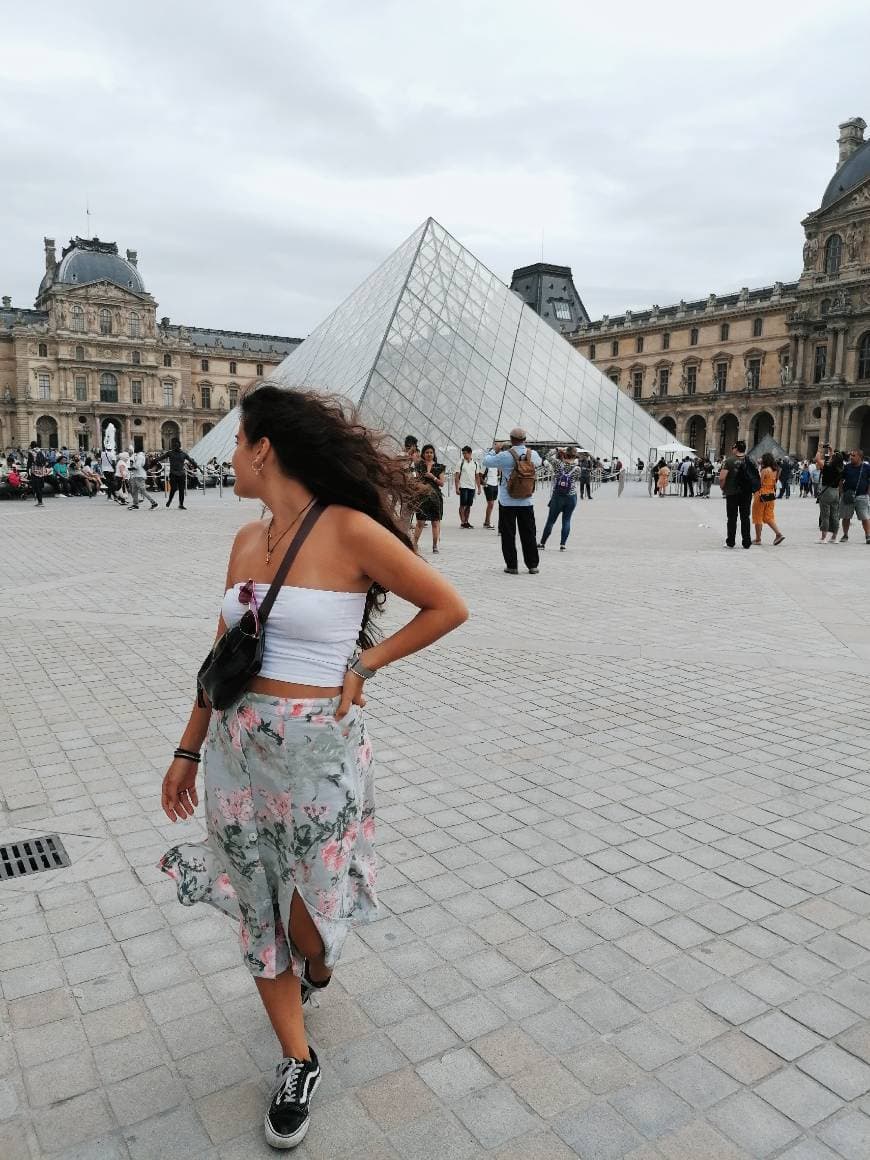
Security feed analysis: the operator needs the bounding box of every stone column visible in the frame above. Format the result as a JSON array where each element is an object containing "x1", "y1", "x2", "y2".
[
  {"x1": 831, "y1": 398, "x2": 844, "y2": 450},
  {"x1": 836, "y1": 328, "x2": 848, "y2": 379},
  {"x1": 823, "y1": 399, "x2": 832, "y2": 444},
  {"x1": 784, "y1": 404, "x2": 794, "y2": 454},
  {"x1": 826, "y1": 329, "x2": 838, "y2": 381},
  {"x1": 795, "y1": 333, "x2": 807, "y2": 384},
  {"x1": 776, "y1": 404, "x2": 785, "y2": 445}
]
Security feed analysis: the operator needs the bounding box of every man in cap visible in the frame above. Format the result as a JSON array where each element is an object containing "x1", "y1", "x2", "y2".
[{"x1": 482, "y1": 427, "x2": 542, "y2": 574}]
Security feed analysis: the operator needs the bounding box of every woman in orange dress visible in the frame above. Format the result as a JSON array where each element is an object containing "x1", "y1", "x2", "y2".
[
  {"x1": 751, "y1": 452, "x2": 785, "y2": 545},
  {"x1": 657, "y1": 463, "x2": 670, "y2": 496}
]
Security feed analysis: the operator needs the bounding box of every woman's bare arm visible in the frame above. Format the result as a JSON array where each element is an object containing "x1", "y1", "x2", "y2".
[{"x1": 347, "y1": 513, "x2": 468, "y2": 674}]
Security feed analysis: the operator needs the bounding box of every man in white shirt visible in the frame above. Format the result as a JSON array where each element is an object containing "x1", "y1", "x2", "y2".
[
  {"x1": 129, "y1": 447, "x2": 158, "y2": 510},
  {"x1": 453, "y1": 446, "x2": 482, "y2": 528}
]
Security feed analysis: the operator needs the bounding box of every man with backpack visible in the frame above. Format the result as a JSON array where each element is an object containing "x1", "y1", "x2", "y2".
[
  {"x1": 26, "y1": 441, "x2": 48, "y2": 507},
  {"x1": 482, "y1": 428, "x2": 542, "y2": 574},
  {"x1": 719, "y1": 440, "x2": 760, "y2": 549}
]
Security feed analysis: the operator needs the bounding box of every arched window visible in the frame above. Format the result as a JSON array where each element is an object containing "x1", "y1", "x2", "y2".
[
  {"x1": 75, "y1": 344, "x2": 85, "y2": 361},
  {"x1": 256, "y1": 362, "x2": 264, "y2": 376},
  {"x1": 163, "y1": 353, "x2": 172, "y2": 367},
  {"x1": 720, "y1": 322, "x2": 730, "y2": 342},
  {"x1": 690, "y1": 327, "x2": 699, "y2": 346},
  {"x1": 129, "y1": 311, "x2": 140, "y2": 338},
  {"x1": 662, "y1": 331, "x2": 671, "y2": 350},
  {"x1": 71, "y1": 305, "x2": 85, "y2": 332},
  {"x1": 99, "y1": 307, "x2": 112, "y2": 335},
  {"x1": 825, "y1": 234, "x2": 842, "y2": 275},
  {"x1": 100, "y1": 372, "x2": 119, "y2": 403},
  {"x1": 132, "y1": 350, "x2": 141, "y2": 365},
  {"x1": 610, "y1": 341, "x2": 619, "y2": 358},
  {"x1": 38, "y1": 342, "x2": 48, "y2": 358},
  {"x1": 820, "y1": 298, "x2": 831, "y2": 316},
  {"x1": 753, "y1": 317, "x2": 763, "y2": 338},
  {"x1": 229, "y1": 360, "x2": 237, "y2": 374},
  {"x1": 635, "y1": 336, "x2": 644, "y2": 354},
  {"x1": 858, "y1": 333, "x2": 870, "y2": 381}
]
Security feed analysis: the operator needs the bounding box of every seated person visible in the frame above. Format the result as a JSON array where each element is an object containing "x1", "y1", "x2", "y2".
[
  {"x1": 6, "y1": 464, "x2": 23, "y2": 496},
  {"x1": 52, "y1": 457, "x2": 71, "y2": 496},
  {"x1": 68, "y1": 457, "x2": 90, "y2": 496}
]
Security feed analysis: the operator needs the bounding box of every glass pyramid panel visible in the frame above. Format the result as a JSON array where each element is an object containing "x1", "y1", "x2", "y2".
[{"x1": 190, "y1": 217, "x2": 675, "y2": 466}]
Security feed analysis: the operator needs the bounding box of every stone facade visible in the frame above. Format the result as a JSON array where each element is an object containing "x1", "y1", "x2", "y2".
[
  {"x1": 0, "y1": 236, "x2": 300, "y2": 454},
  {"x1": 568, "y1": 117, "x2": 870, "y2": 460}
]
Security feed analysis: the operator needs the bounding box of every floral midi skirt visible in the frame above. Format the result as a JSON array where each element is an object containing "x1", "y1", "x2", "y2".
[{"x1": 159, "y1": 693, "x2": 377, "y2": 979}]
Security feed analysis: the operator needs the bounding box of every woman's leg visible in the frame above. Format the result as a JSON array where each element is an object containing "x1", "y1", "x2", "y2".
[
  {"x1": 431, "y1": 519, "x2": 440, "y2": 549},
  {"x1": 413, "y1": 517, "x2": 424, "y2": 546},
  {"x1": 560, "y1": 496, "x2": 577, "y2": 545},
  {"x1": 255, "y1": 971, "x2": 308, "y2": 1061},
  {"x1": 253, "y1": 889, "x2": 328, "y2": 1061},
  {"x1": 754, "y1": 522, "x2": 762, "y2": 544},
  {"x1": 540, "y1": 501, "x2": 559, "y2": 545}
]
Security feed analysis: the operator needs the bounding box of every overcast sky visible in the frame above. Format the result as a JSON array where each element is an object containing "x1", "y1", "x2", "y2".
[{"x1": 3, "y1": 0, "x2": 869, "y2": 336}]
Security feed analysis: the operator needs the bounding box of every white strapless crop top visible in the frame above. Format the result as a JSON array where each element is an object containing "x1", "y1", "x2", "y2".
[{"x1": 221, "y1": 583, "x2": 367, "y2": 686}]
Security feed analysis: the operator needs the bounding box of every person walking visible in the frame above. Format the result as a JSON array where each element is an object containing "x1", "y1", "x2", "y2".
[
  {"x1": 480, "y1": 460, "x2": 499, "y2": 528},
  {"x1": 161, "y1": 437, "x2": 198, "y2": 509},
  {"x1": 752, "y1": 452, "x2": 786, "y2": 546},
  {"x1": 538, "y1": 447, "x2": 581, "y2": 551},
  {"x1": 817, "y1": 451, "x2": 843, "y2": 543},
  {"x1": 115, "y1": 450, "x2": 131, "y2": 500},
  {"x1": 720, "y1": 441, "x2": 759, "y2": 548},
  {"x1": 657, "y1": 461, "x2": 670, "y2": 497},
  {"x1": 482, "y1": 427, "x2": 541, "y2": 574},
  {"x1": 615, "y1": 457, "x2": 625, "y2": 497},
  {"x1": 453, "y1": 446, "x2": 481, "y2": 528},
  {"x1": 578, "y1": 453, "x2": 593, "y2": 500},
  {"x1": 412, "y1": 444, "x2": 445, "y2": 553},
  {"x1": 159, "y1": 385, "x2": 467, "y2": 1151},
  {"x1": 838, "y1": 448, "x2": 870, "y2": 543},
  {"x1": 100, "y1": 444, "x2": 122, "y2": 503},
  {"x1": 26, "y1": 441, "x2": 47, "y2": 507},
  {"x1": 777, "y1": 458, "x2": 793, "y2": 499},
  {"x1": 129, "y1": 447, "x2": 159, "y2": 510}
]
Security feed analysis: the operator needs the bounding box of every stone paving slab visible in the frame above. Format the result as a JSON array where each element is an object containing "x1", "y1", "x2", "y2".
[{"x1": 2, "y1": 483, "x2": 870, "y2": 1157}]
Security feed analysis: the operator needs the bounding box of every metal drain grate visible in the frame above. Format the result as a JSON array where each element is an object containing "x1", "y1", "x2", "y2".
[{"x1": 0, "y1": 835, "x2": 71, "y2": 881}]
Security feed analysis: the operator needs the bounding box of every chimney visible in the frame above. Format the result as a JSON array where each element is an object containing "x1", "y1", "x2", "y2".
[
  {"x1": 44, "y1": 237, "x2": 56, "y2": 272},
  {"x1": 1, "y1": 296, "x2": 10, "y2": 308},
  {"x1": 837, "y1": 117, "x2": 867, "y2": 168},
  {"x1": 126, "y1": 249, "x2": 138, "y2": 267}
]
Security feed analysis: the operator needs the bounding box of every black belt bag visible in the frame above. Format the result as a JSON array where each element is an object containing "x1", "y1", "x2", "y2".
[{"x1": 197, "y1": 502, "x2": 324, "y2": 709}]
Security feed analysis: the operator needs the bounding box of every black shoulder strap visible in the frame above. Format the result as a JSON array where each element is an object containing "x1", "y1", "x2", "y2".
[{"x1": 258, "y1": 502, "x2": 325, "y2": 624}]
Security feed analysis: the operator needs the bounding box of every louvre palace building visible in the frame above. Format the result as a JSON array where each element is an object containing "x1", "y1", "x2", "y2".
[
  {"x1": 0, "y1": 236, "x2": 300, "y2": 454},
  {"x1": 567, "y1": 117, "x2": 870, "y2": 460}
]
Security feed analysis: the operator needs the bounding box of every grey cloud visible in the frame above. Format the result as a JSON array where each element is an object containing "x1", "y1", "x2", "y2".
[{"x1": 2, "y1": 1, "x2": 870, "y2": 333}]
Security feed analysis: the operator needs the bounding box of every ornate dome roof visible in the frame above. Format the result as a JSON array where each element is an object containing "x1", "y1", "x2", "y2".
[
  {"x1": 51, "y1": 238, "x2": 145, "y2": 294},
  {"x1": 821, "y1": 138, "x2": 870, "y2": 209}
]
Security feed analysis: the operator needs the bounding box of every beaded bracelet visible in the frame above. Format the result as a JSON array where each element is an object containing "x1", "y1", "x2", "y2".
[{"x1": 174, "y1": 747, "x2": 201, "y2": 764}]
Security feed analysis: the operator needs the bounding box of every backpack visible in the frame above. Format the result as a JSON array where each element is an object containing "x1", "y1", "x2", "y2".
[
  {"x1": 735, "y1": 457, "x2": 761, "y2": 494},
  {"x1": 554, "y1": 466, "x2": 574, "y2": 496},
  {"x1": 506, "y1": 448, "x2": 537, "y2": 499}
]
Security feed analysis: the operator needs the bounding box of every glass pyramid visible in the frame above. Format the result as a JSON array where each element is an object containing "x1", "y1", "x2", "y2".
[{"x1": 191, "y1": 218, "x2": 674, "y2": 465}]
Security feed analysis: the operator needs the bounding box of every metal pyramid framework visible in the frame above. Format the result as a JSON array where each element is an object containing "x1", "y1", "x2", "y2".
[{"x1": 191, "y1": 218, "x2": 674, "y2": 464}]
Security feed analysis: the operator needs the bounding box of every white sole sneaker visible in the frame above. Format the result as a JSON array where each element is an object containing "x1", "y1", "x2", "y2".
[{"x1": 263, "y1": 1071, "x2": 321, "y2": 1150}]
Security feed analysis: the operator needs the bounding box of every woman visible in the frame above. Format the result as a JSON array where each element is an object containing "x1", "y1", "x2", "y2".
[
  {"x1": 159, "y1": 386, "x2": 467, "y2": 1150},
  {"x1": 413, "y1": 443, "x2": 445, "y2": 553},
  {"x1": 538, "y1": 447, "x2": 582, "y2": 551},
  {"x1": 818, "y1": 452, "x2": 843, "y2": 542},
  {"x1": 751, "y1": 452, "x2": 785, "y2": 545},
  {"x1": 657, "y1": 461, "x2": 670, "y2": 497}
]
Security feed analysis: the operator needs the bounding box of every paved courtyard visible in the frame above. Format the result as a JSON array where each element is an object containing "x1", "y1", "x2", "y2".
[{"x1": 2, "y1": 481, "x2": 870, "y2": 1160}]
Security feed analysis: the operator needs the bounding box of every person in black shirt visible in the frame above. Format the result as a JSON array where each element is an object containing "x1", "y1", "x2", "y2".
[
  {"x1": 160, "y1": 438, "x2": 198, "y2": 509},
  {"x1": 413, "y1": 444, "x2": 445, "y2": 553},
  {"x1": 817, "y1": 452, "x2": 843, "y2": 543}
]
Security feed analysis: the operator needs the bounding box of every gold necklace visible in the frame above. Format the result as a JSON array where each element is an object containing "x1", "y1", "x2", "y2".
[{"x1": 266, "y1": 499, "x2": 315, "y2": 564}]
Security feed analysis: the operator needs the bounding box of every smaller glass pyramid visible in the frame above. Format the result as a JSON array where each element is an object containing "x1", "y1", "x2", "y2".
[{"x1": 192, "y1": 218, "x2": 674, "y2": 465}]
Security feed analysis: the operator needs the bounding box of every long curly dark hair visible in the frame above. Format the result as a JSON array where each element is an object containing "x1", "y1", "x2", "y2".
[{"x1": 240, "y1": 384, "x2": 422, "y2": 648}]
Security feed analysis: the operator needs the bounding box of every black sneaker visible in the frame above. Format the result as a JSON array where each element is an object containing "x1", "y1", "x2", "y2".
[
  {"x1": 264, "y1": 1048, "x2": 321, "y2": 1150},
  {"x1": 300, "y1": 960, "x2": 331, "y2": 1007}
]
